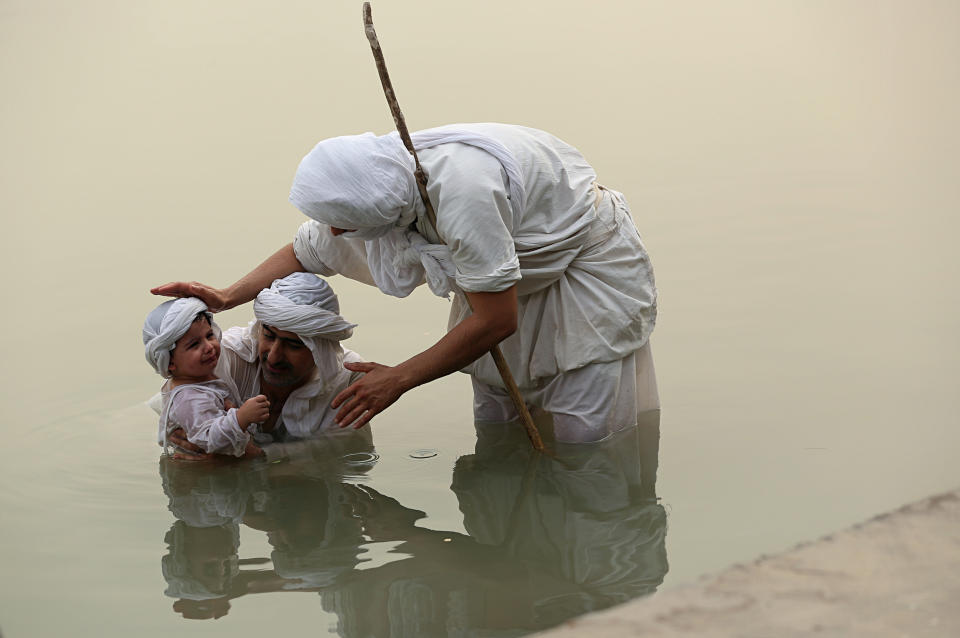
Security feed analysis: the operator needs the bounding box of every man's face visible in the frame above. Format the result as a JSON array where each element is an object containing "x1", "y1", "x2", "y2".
[{"x1": 258, "y1": 325, "x2": 315, "y2": 388}]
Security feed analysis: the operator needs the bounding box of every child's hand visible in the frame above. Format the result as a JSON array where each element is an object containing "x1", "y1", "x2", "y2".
[{"x1": 237, "y1": 394, "x2": 270, "y2": 429}]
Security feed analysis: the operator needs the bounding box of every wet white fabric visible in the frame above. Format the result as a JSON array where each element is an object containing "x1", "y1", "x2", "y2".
[
  {"x1": 290, "y1": 125, "x2": 525, "y2": 233},
  {"x1": 291, "y1": 123, "x2": 658, "y2": 440},
  {"x1": 294, "y1": 138, "x2": 656, "y2": 382},
  {"x1": 143, "y1": 297, "x2": 219, "y2": 378},
  {"x1": 158, "y1": 379, "x2": 249, "y2": 456},
  {"x1": 294, "y1": 221, "x2": 457, "y2": 298},
  {"x1": 472, "y1": 342, "x2": 660, "y2": 443},
  {"x1": 219, "y1": 325, "x2": 364, "y2": 439}
]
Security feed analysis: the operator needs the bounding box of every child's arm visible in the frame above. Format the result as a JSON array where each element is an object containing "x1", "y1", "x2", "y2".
[{"x1": 167, "y1": 388, "x2": 257, "y2": 458}]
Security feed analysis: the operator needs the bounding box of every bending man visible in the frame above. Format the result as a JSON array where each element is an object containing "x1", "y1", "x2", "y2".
[{"x1": 155, "y1": 123, "x2": 658, "y2": 443}]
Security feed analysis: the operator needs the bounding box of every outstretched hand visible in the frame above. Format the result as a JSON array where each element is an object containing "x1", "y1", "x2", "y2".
[
  {"x1": 333, "y1": 361, "x2": 409, "y2": 429},
  {"x1": 150, "y1": 281, "x2": 230, "y2": 312}
]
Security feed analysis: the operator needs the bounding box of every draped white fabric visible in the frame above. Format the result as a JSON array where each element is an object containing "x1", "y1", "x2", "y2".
[
  {"x1": 252, "y1": 272, "x2": 357, "y2": 385},
  {"x1": 290, "y1": 124, "x2": 658, "y2": 440},
  {"x1": 143, "y1": 297, "x2": 219, "y2": 378},
  {"x1": 289, "y1": 124, "x2": 533, "y2": 298},
  {"x1": 158, "y1": 379, "x2": 249, "y2": 457},
  {"x1": 289, "y1": 131, "x2": 421, "y2": 234},
  {"x1": 289, "y1": 125, "x2": 526, "y2": 232}
]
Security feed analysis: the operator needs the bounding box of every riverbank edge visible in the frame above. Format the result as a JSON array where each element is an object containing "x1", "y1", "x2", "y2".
[{"x1": 537, "y1": 488, "x2": 960, "y2": 637}]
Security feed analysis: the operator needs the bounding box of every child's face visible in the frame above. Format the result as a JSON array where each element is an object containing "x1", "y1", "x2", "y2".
[{"x1": 168, "y1": 317, "x2": 220, "y2": 382}]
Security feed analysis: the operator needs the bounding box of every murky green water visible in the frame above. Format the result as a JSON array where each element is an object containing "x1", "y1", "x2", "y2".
[{"x1": 2, "y1": 1, "x2": 959, "y2": 636}]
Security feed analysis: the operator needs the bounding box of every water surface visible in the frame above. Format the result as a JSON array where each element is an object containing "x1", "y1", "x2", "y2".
[{"x1": 2, "y1": 1, "x2": 959, "y2": 636}]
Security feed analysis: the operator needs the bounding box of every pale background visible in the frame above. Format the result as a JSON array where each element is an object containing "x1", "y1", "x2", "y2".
[{"x1": 1, "y1": 1, "x2": 958, "y2": 635}]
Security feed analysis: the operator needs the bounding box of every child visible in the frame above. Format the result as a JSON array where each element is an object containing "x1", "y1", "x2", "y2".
[{"x1": 143, "y1": 297, "x2": 270, "y2": 457}]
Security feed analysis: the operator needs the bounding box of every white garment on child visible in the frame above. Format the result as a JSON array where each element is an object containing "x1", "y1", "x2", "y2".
[{"x1": 158, "y1": 378, "x2": 250, "y2": 457}]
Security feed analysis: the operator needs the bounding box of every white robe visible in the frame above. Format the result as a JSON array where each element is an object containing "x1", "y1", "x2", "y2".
[
  {"x1": 158, "y1": 378, "x2": 249, "y2": 457},
  {"x1": 292, "y1": 124, "x2": 658, "y2": 441}
]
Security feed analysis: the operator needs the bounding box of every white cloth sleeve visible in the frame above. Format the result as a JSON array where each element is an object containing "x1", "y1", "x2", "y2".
[
  {"x1": 293, "y1": 220, "x2": 378, "y2": 286},
  {"x1": 167, "y1": 389, "x2": 250, "y2": 457},
  {"x1": 427, "y1": 145, "x2": 521, "y2": 293},
  {"x1": 216, "y1": 342, "x2": 260, "y2": 403}
]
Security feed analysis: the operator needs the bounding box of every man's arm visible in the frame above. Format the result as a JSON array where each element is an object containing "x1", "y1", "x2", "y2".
[
  {"x1": 151, "y1": 243, "x2": 305, "y2": 311},
  {"x1": 332, "y1": 285, "x2": 518, "y2": 428}
]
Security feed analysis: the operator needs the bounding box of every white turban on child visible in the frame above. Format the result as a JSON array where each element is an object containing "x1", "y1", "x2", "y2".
[
  {"x1": 143, "y1": 298, "x2": 219, "y2": 378},
  {"x1": 252, "y1": 273, "x2": 357, "y2": 384}
]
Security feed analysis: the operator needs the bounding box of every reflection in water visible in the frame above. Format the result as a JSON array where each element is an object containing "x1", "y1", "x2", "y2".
[
  {"x1": 159, "y1": 432, "x2": 377, "y2": 619},
  {"x1": 158, "y1": 413, "x2": 666, "y2": 635}
]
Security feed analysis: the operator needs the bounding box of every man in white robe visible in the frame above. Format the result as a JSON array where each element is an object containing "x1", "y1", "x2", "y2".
[
  {"x1": 154, "y1": 123, "x2": 658, "y2": 443},
  {"x1": 168, "y1": 273, "x2": 369, "y2": 457}
]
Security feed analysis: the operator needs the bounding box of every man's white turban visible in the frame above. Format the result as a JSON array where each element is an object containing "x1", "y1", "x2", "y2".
[
  {"x1": 143, "y1": 298, "x2": 219, "y2": 378},
  {"x1": 252, "y1": 273, "x2": 357, "y2": 383}
]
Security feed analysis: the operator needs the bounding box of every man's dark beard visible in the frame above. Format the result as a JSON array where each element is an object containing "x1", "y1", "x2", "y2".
[{"x1": 260, "y1": 355, "x2": 304, "y2": 388}]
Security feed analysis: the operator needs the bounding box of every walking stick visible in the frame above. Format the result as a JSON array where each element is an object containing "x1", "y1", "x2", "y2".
[{"x1": 362, "y1": 2, "x2": 544, "y2": 451}]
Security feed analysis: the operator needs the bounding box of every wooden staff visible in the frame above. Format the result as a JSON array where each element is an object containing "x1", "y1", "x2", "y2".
[{"x1": 362, "y1": 2, "x2": 543, "y2": 451}]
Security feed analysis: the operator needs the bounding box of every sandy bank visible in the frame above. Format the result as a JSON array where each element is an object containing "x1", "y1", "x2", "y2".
[{"x1": 538, "y1": 489, "x2": 960, "y2": 637}]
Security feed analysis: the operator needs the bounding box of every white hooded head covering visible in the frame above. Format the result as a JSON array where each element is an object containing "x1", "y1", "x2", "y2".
[
  {"x1": 143, "y1": 298, "x2": 220, "y2": 378},
  {"x1": 288, "y1": 125, "x2": 528, "y2": 297},
  {"x1": 289, "y1": 132, "x2": 421, "y2": 239},
  {"x1": 289, "y1": 126, "x2": 525, "y2": 234}
]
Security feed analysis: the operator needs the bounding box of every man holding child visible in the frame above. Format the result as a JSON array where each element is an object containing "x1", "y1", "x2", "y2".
[
  {"x1": 154, "y1": 122, "x2": 659, "y2": 444},
  {"x1": 145, "y1": 273, "x2": 365, "y2": 459}
]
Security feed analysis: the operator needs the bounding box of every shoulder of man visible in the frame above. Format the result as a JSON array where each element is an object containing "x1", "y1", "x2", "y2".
[{"x1": 220, "y1": 324, "x2": 258, "y2": 362}]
